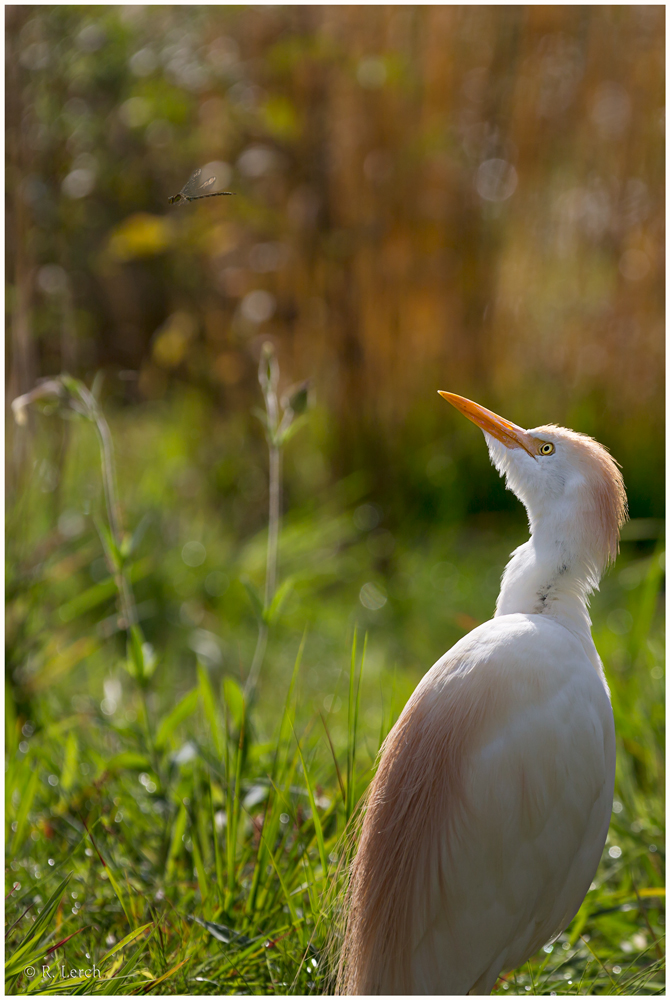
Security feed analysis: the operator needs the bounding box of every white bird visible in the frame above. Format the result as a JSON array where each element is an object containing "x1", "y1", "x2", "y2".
[{"x1": 336, "y1": 392, "x2": 627, "y2": 995}]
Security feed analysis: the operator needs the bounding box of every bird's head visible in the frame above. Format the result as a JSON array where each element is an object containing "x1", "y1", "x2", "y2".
[{"x1": 439, "y1": 392, "x2": 627, "y2": 575}]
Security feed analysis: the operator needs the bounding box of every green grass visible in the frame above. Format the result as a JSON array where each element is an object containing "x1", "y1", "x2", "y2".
[{"x1": 6, "y1": 386, "x2": 665, "y2": 995}]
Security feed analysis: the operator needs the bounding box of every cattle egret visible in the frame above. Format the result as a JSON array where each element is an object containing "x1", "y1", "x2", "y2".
[{"x1": 337, "y1": 393, "x2": 627, "y2": 996}]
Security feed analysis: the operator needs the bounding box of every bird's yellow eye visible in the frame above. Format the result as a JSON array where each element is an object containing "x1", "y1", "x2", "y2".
[{"x1": 538, "y1": 442, "x2": 555, "y2": 456}]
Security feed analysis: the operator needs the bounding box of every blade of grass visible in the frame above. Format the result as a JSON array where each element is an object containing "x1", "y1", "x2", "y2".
[
  {"x1": 99, "y1": 923, "x2": 154, "y2": 964},
  {"x1": 226, "y1": 703, "x2": 245, "y2": 906},
  {"x1": 254, "y1": 746, "x2": 302, "y2": 917},
  {"x1": 346, "y1": 630, "x2": 366, "y2": 821},
  {"x1": 579, "y1": 935, "x2": 619, "y2": 992},
  {"x1": 101, "y1": 929, "x2": 156, "y2": 995},
  {"x1": 137, "y1": 955, "x2": 189, "y2": 994},
  {"x1": 346, "y1": 628, "x2": 357, "y2": 821},
  {"x1": 191, "y1": 826, "x2": 209, "y2": 903},
  {"x1": 5, "y1": 874, "x2": 72, "y2": 977},
  {"x1": 11, "y1": 766, "x2": 40, "y2": 849},
  {"x1": 262, "y1": 835, "x2": 301, "y2": 926},
  {"x1": 165, "y1": 803, "x2": 188, "y2": 881},
  {"x1": 246, "y1": 635, "x2": 305, "y2": 916},
  {"x1": 104, "y1": 862, "x2": 133, "y2": 928},
  {"x1": 319, "y1": 711, "x2": 346, "y2": 807},
  {"x1": 292, "y1": 726, "x2": 328, "y2": 876},
  {"x1": 154, "y1": 688, "x2": 199, "y2": 751},
  {"x1": 209, "y1": 773, "x2": 225, "y2": 900},
  {"x1": 198, "y1": 663, "x2": 223, "y2": 759},
  {"x1": 631, "y1": 878, "x2": 664, "y2": 960}
]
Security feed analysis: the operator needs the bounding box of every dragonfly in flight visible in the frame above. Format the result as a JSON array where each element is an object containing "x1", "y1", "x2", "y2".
[{"x1": 168, "y1": 167, "x2": 235, "y2": 205}]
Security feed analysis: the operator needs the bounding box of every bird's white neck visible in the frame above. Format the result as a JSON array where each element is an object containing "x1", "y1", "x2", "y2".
[{"x1": 495, "y1": 530, "x2": 600, "y2": 643}]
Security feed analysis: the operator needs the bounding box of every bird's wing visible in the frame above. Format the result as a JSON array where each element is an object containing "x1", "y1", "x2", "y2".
[
  {"x1": 409, "y1": 614, "x2": 615, "y2": 994},
  {"x1": 338, "y1": 613, "x2": 615, "y2": 996}
]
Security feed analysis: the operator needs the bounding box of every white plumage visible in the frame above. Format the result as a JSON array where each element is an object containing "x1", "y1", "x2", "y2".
[
  {"x1": 406, "y1": 615, "x2": 615, "y2": 994},
  {"x1": 337, "y1": 393, "x2": 626, "y2": 996}
]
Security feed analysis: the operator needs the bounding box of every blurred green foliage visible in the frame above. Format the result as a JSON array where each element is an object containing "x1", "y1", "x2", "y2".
[
  {"x1": 5, "y1": 5, "x2": 664, "y2": 996},
  {"x1": 5, "y1": 380, "x2": 665, "y2": 994}
]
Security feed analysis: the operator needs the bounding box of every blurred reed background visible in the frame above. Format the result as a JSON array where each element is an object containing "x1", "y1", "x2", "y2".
[
  {"x1": 5, "y1": 8, "x2": 665, "y2": 994},
  {"x1": 7, "y1": 5, "x2": 664, "y2": 516}
]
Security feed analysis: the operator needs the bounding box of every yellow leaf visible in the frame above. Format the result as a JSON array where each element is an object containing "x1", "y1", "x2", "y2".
[
  {"x1": 152, "y1": 311, "x2": 198, "y2": 368},
  {"x1": 107, "y1": 213, "x2": 173, "y2": 261},
  {"x1": 261, "y1": 95, "x2": 300, "y2": 139}
]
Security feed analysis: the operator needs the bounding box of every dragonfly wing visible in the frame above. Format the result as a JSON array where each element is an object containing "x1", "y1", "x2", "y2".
[
  {"x1": 171, "y1": 168, "x2": 229, "y2": 203},
  {"x1": 182, "y1": 167, "x2": 203, "y2": 197}
]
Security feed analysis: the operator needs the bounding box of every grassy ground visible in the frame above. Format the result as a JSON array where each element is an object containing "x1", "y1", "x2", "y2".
[{"x1": 6, "y1": 383, "x2": 665, "y2": 995}]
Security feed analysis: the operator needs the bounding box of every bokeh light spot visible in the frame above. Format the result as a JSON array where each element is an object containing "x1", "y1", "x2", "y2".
[{"x1": 476, "y1": 159, "x2": 518, "y2": 202}]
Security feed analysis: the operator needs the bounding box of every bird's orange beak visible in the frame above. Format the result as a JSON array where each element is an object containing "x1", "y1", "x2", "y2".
[{"x1": 438, "y1": 391, "x2": 536, "y2": 458}]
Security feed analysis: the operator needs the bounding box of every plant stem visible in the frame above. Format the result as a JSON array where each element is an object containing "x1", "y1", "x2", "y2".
[
  {"x1": 265, "y1": 443, "x2": 281, "y2": 609},
  {"x1": 91, "y1": 407, "x2": 138, "y2": 632},
  {"x1": 245, "y1": 346, "x2": 285, "y2": 702},
  {"x1": 12, "y1": 375, "x2": 145, "y2": 675},
  {"x1": 245, "y1": 623, "x2": 268, "y2": 701},
  {"x1": 244, "y1": 441, "x2": 280, "y2": 701},
  {"x1": 76, "y1": 383, "x2": 157, "y2": 756},
  {"x1": 93, "y1": 410, "x2": 122, "y2": 546},
  {"x1": 245, "y1": 344, "x2": 309, "y2": 702}
]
